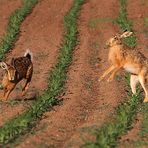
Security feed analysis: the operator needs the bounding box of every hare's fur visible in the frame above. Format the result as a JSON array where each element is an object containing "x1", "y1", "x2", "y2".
[
  {"x1": 0, "y1": 50, "x2": 33, "y2": 101},
  {"x1": 100, "y1": 31, "x2": 148, "y2": 102}
]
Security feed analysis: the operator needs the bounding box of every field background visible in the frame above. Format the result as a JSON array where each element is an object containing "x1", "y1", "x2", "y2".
[{"x1": 0, "y1": 0, "x2": 148, "y2": 147}]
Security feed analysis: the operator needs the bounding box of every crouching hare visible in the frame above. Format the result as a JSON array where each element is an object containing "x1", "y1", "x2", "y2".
[
  {"x1": 99, "y1": 30, "x2": 148, "y2": 102},
  {"x1": 0, "y1": 50, "x2": 33, "y2": 101}
]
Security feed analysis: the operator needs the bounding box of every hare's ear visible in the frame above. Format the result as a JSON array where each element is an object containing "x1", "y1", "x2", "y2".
[
  {"x1": 0, "y1": 62, "x2": 8, "y2": 70},
  {"x1": 114, "y1": 33, "x2": 120, "y2": 39},
  {"x1": 120, "y1": 30, "x2": 133, "y2": 38},
  {"x1": 114, "y1": 34, "x2": 119, "y2": 38},
  {"x1": 11, "y1": 58, "x2": 15, "y2": 67},
  {"x1": 123, "y1": 29, "x2": 128, "y2": 33}
]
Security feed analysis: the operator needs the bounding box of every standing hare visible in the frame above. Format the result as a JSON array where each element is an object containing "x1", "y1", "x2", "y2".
[
  {"x1": 0, "y1": 50, "x2": 33, "y2": 101},
  {"x1": 99, "y1": 30, "x2": 148, "y2": 102}
]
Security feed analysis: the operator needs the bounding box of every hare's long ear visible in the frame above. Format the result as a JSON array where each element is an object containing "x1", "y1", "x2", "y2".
[
  {"x1": 123, "y1": 29, "x2": 128, "y2": 33},
  {"x1": 0, "y1": 62, "x2": 8, "y2": 70},
  {"x1": 11, "y1": 58, "x2": 15, "y2": 67},
  {"x1": 120, "y1": 30, "x2": 133, "y2": 38},
  {"x1": 114, "y1": 33, "x2": 120, "y2": 39}
]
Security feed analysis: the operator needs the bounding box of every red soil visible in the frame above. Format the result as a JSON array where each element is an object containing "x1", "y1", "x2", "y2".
[
  {"x1": 15, "y1": 0, "x2": 127, "y2": 148},
  {"x1": 0, "y1": 0, "x2": 22, "y2": 126},
  {"x1": 127, "y1": 0, "x2": 148, "y2": 57},
  {"x1": 0, "y1": 0, "x2": 72, "y2": 125},
  {"x1": 0, "y1": 0, "x2": 22, "y2": 38},
  {"x1": 2, "y1": 0, "x2": 146, "y2": 147},
  {"x1": 118, "y1": 0, "x2": 148, "y2": 147}
]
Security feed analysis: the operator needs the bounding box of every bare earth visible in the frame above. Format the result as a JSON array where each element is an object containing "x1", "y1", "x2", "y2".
[
  {"x1": 0, "y1": 0, "x2": 22, "y2": 38},
  {"x1": 0, "y1": 0, "x2": 72, "y2": 126},
  {"x1": 119, "y1": 0, "x2": 148, "y2": 147},
  {"x1": 15, "y1": 0, "x2": 127, "y2": 148},
  {"x1": 0, "y1": 0, "x2": 22, "y2": 126},
  {"x1": 1, "y1": 0, "x2": 147, "y2": 147}
]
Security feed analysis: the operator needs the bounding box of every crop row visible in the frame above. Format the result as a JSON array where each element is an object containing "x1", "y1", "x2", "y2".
[
  {"x1": 0, "y1": 0, "x2": 85, "y2": 146},
  {"x1": 85, "y1": 0, "x2": 143, "y2": 147},
  {"x1": 0, "y1": 0, "x2": 38, "y2": 60}
]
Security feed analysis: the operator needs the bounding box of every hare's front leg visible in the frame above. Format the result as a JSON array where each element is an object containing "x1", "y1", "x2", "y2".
[
  {"x1": 107, "y1": 66, "x2": 121, "y2": 82},
  {"x1": 99, "y1": 65, "x2": 115, "y2": 81},
  {"x1": 3, "y1": 83, "x2": 16, "y2": 101}
]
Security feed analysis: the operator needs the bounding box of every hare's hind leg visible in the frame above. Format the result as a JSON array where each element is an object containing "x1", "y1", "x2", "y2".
[
  {"x1": 130, "y1": 74, "x2": 139, "y2": 95},
  {"x1": 138, "y1": 70, "x2": 148, "y2": 102},
  {"x1": 21, "y1": 78, "x2": 31, "y2": 96},
  {"x1": 22, "y1": 65, "x2": 33, "y2": 96},
  {"x1": 4, "y1": 89, "x2": 12, "y2": 101},
  {"x1": 107, "y1": 66, "x2": 122, "y2": 82},
  {"x1": 3, "y1": 84, "x2": 16, "y2": 101}
]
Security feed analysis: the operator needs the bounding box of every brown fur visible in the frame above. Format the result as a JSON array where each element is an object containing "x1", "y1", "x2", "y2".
[
  {"x1": 1, "y1": 50, "x2": 33, "y2": 101},
  {"x1": 99, "y1": 31, "x2": 148, "y2": 102}
]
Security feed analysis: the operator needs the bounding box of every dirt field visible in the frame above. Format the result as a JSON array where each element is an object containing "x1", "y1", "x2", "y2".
[
  {"x1": 13, "y1": 0, "x2": 126, "y2": 147},
  {"x1": 0, "y1": 0, "x2": 72, "y2": 125},
  {"x1": 0, "y1": 0, "x2": 23, "y2": 126},
  {"x1": 119, "y1": 0, "x2": 148, "y2": 147},
  {"x1": 0, "y1": 0, "x2": 22, "y2": 38},
  {"x1": 0, "y1": 0, "x2": 148, "y2": 147}
]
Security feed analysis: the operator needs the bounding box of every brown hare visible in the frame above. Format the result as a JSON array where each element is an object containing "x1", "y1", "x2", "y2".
[
  {"x1": 99, "y1": 30, "x2": 148, "y2": 102},
  {"x1": 0, "y1": 50, "x2": 33, "y2": 101}
]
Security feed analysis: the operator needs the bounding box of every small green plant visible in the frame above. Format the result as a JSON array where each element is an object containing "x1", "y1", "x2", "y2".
[
  {"x1": 120, "y1": 103, "x2": 148, "y2": 147},
  {"x1": 139, "y1": 104, "x2": 148, "y2": 138},
  {"x1": 116, "y1": 0, "x2": 136, "y2": 47}
]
